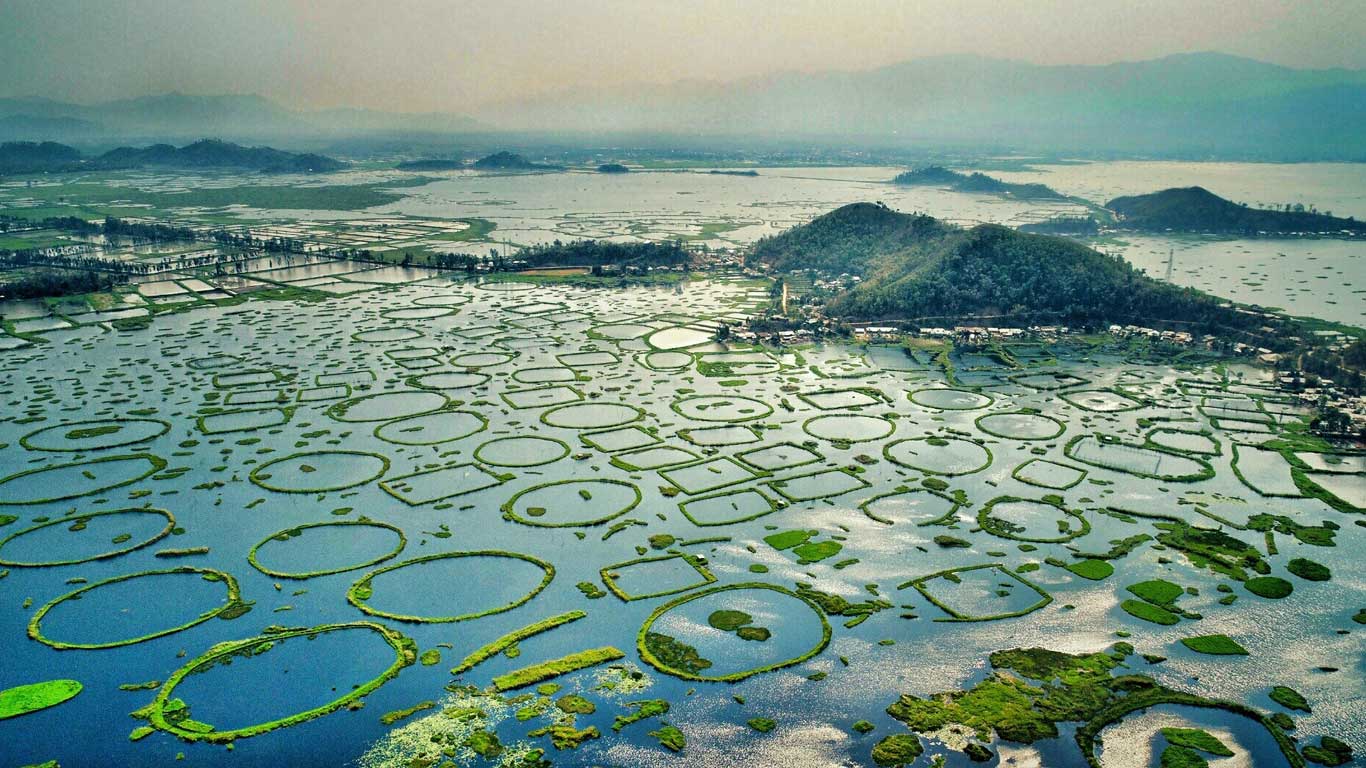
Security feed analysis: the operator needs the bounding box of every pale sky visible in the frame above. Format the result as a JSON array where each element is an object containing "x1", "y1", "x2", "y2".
[{"x1": 2, "y1": 0, "x2": 1362, "y2": 112}]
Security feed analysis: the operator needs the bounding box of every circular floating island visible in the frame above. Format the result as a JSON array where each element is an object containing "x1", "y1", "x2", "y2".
[
  {"x1": 909, "y1": 388, "x2": 993, "y2": 410},
  {"x1": 250, "y1": 450, "x2": 389, "y2": 493},
  {"x1": 28, "y1": 567, "x2": 249, "y2": 650},
  {"x1": 347, "y1": 551, "x2": 555, "y2": 623},
  {"x1": 502, "y1": 479, "x2": 642, "y2": 527},
  {"x1": 20, "y1": 418, "x2": 171, "y2": 452},
  {"x1": 134, "y1": 621, "x2": 415, "y2": 743},
  {"x1": 248, "y1": 520, "x2": 406, "y2": 579},
  {"x1": 638, "y1": 583, "x2": 831, "y2": 682},
  {"x1": 671, "y1": 395, "x2": 773, "y2": 423},
  {"x1": 0, "y1": 508, "x2": 175, "y2": 567},
  {"x1": 884, "y1": 437, "x2": 991, "y2": 475}
]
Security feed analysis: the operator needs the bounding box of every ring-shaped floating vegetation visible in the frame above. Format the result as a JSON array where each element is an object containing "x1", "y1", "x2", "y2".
[
  {"x1": 20, "y1": 418, "x2": 171, "y2": 452},
  {"x1": 639, "y1": 351, "x2": 694, "y2": 371},
  {"x1": 899, "y1": 563, "x2": 1053, "y2": 622},
  {"x1": 27, "y1": 567, "x2": 247, "y2": 650},
  {"x1": 347, "y1": 551, "x2": 555, "y2": 623},
  {"x1": 975, "y1": 411, "x2": 1066, "y2": 441},
  {"x1": 801, "y1": 414, "x2": 896, "y2": 443},
  {"x1": 1059, "y1": 388, "x2": 1144, "y2": 413},
  {"x1": 248, "y1": 520, "x2": 407, "y2": 579},
  {"x1": 1074, "y1": 691, "x2": 1306, "y2": 768},
  {"x1": 405, "y1": 370, "x2": 491, "y2": 391},
  {"x1": 249, "y1": 450, "x2": 389, "y2": 493},
  {"x1": 671, "y1": 395, "x2": 774, "y2": 423},
  {"x1": 1064, "y1": 434, "x2": 1214, "y2": 482},
  {"x1": 541, "y1": 402, "x2": 644, "y2": 430},
  {"x1": 413, "y1": 294, "x2": 471, "y2": 307},
  {"x1": 474, "y1": 436, "x2": 570, "y2": 467},
  {"x1": 0, "y1": 453, "x2": 168, "y2": 506},
  {"x1": 909, "y1": 387, "x2": 993, "y2": 411},
  {"x1": 884, "y1": 437, "x2": 991, "y2": 476},
  {"x1": 0, "y1": 508, "x2": 175, "y2": 567},
  {"x1": 1011, "y1": 459, "x2": 1088, "y2": 490},
  {"x1": 380, "y1": 306, "x2": 456, "y2": 321},
  {"x1": 134, "y1": 621, "x2": 415, "y2": 743},
  {"x1": 859, "y1": 488, "x2": 961, "y2": 526},
  {"x1": 976, "y1": 495, "x2": 1091, "y2": 543},
  {"x1": 601, "y1": 553, "x2": 717, "y2": 602},
  {"x1": 373, "y1": 409, "x2": 488, "y2": 446},
  {"x1": 327, "y1": 391, "x2": 449, "y2": 422},
  {"x1": 452, "y1": 351, "x2": 517, "y2": 368},
  {"x1": 502, "y1": 479, "x2": 642, "y2": 527},
  {"x1": 352, "y1": 327, "x2": 423, "y2": 343},
  {"x1": 637, "y1": 583, "x2": 831, "y2": 683},
  {"x1": 476, "y1": 280, "x2": 536, "y2": 292}
]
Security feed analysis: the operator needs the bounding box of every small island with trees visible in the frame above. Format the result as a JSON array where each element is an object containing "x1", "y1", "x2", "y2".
[
  {"x1": 892, "y1": 166, "x2": 1064, "y2": 199},
  {"x1": 1105, "y1": 186, "x2": 1366, "y2": 236}
]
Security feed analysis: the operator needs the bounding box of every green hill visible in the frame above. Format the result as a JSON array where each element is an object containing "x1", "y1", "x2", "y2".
[
  {"x1": 0, "y1": 138, "x2": 343, "y2": 174},
  {"x1": 471, "y1": 151, "x2": 561, "y2": 171},
  {"x1": 94, "y1": 139, "x2": 343, "y2": 173},
  {"x1": 751, "y1": 203, "x2": 1249, "y2": 327},
  {"x1": 0, "y1": 141, "x2": 83, "y2": 173},
  {"x1": 892, "y1": 166, "x2": 1064, "y2": 199},
  {"x1": 1106, "y1": 186, "x2": 1366, "y2": 235}
]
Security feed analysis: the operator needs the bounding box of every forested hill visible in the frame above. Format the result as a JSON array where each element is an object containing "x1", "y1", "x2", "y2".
[
  {"x1": 892, "y1": 166, "x2": 1064, "y2": 200},
  {"x1": 0, "y1": 138, "x2": 343, "y2": 174},
  {"x1": 1106, "y1": 187, "x2": 1366, "y2": 235},
  {"x1": 751, "y1": 203, "x2": 1249, "y2": 328},
  {"x1": 95, "y1": 139, "x2": 343, "y2": 172},
  {"x1": 749, "y1": 202, "x2": 953, "y2": 274}
]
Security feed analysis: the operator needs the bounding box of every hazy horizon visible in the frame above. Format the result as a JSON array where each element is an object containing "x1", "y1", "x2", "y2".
[{"x1": 3, "y1": 0, "x2": 1365, "y2": 114}]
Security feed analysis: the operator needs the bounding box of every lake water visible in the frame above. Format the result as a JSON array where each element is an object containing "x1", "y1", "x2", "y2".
[{"x1": 0, "y1": 270, "x2": 1359, "y2": 768}]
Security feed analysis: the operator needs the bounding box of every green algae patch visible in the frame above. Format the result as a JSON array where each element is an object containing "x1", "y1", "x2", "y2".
[
  {"x1": 748, "y1": 716, "x2": 777, "y2": 733},
  {"x1": 709, "y1": 610, "x2": 753, "y2": 631},
  {"x1": 491, "y1": 647, "x2": 626, "y2": 692},
  {"x1": 1127, "y1": 579, "x2": 1184, "y2": 606},
  {"x1": 1161, "y1": 744, "x2": 1211, "y2": 768},
  {"x1": 451, "y1": 610, "x2": 586, "y2": 675},
  {"x1": 0, "y1": 679, "x2": 82, "y2": 720},
  {"x1": 884, "y1": 643, "x2": 1303, "y2": 768},
  {"x1": 1121, "y1": 600, "x2": 1180, "y2": 625},
  {"x1": 1180, "y1": 634, "x2": 1248, "y2": 655},
  {"x1": 649, "y1": 724, "x2": 686, "y2": 752},
  {"x1": 1162, "y1": 727, "x2": 1233, "y2": 756},
  {"x1": 1302, "y1": 736, "x2": 1353, "y2": 766},
  {"x1": 871, "y1": 734, "x2": 923, "y2": 766},
  {"x1": 1245, "y1": 576, "x2": 1293, "y2": 599},
  {"x1": 1064, "y1": 560, "x2": 1114, "y2": 581},
  {"x1": 1287, "y1": 558, "x2": 1331, "y2": 582},
  {"x1": 134, "y1": 621, "x2": 416, "y2": 743},
  {"x1": 613, "y1": 699, "x2": 670, "y2": 731},
  {"x1": 1270, "y1": 685, "x2": 1311, "y2": 712}
]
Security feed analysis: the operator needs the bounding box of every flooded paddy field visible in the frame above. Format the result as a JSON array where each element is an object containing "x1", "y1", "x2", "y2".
[{"x1": 0, "y1": 271, "x2": 1360, "y2": 768}]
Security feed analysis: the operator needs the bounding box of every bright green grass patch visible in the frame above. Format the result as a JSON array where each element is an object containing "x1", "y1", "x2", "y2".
[
  {"x1": 0, "y1": 679, "x2": 82, "y2": 720},
  {"x1": 1180, "y1": 634, "x2": 1248, "y2": 655},
  {"x1": 1162, "y1": 727, "x2": 1233, "y2": 756},
  {"x1": 491, "y1": 647, "x2": 625, "y2": 692}
]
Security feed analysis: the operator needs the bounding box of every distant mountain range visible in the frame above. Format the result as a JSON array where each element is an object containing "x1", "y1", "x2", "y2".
[
  {"x1": 0, "y1": 93, "x2": 485, "y2": 144},
  {"x1": 476, "y1": 52, "x2": 1366, "y2": 159},
  {"x1": 0, "y1": 139, "x2": 342, "y2": 174},
  {"x1": 1, "y1": 53, "x2": 1364, "y2": 158}
]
